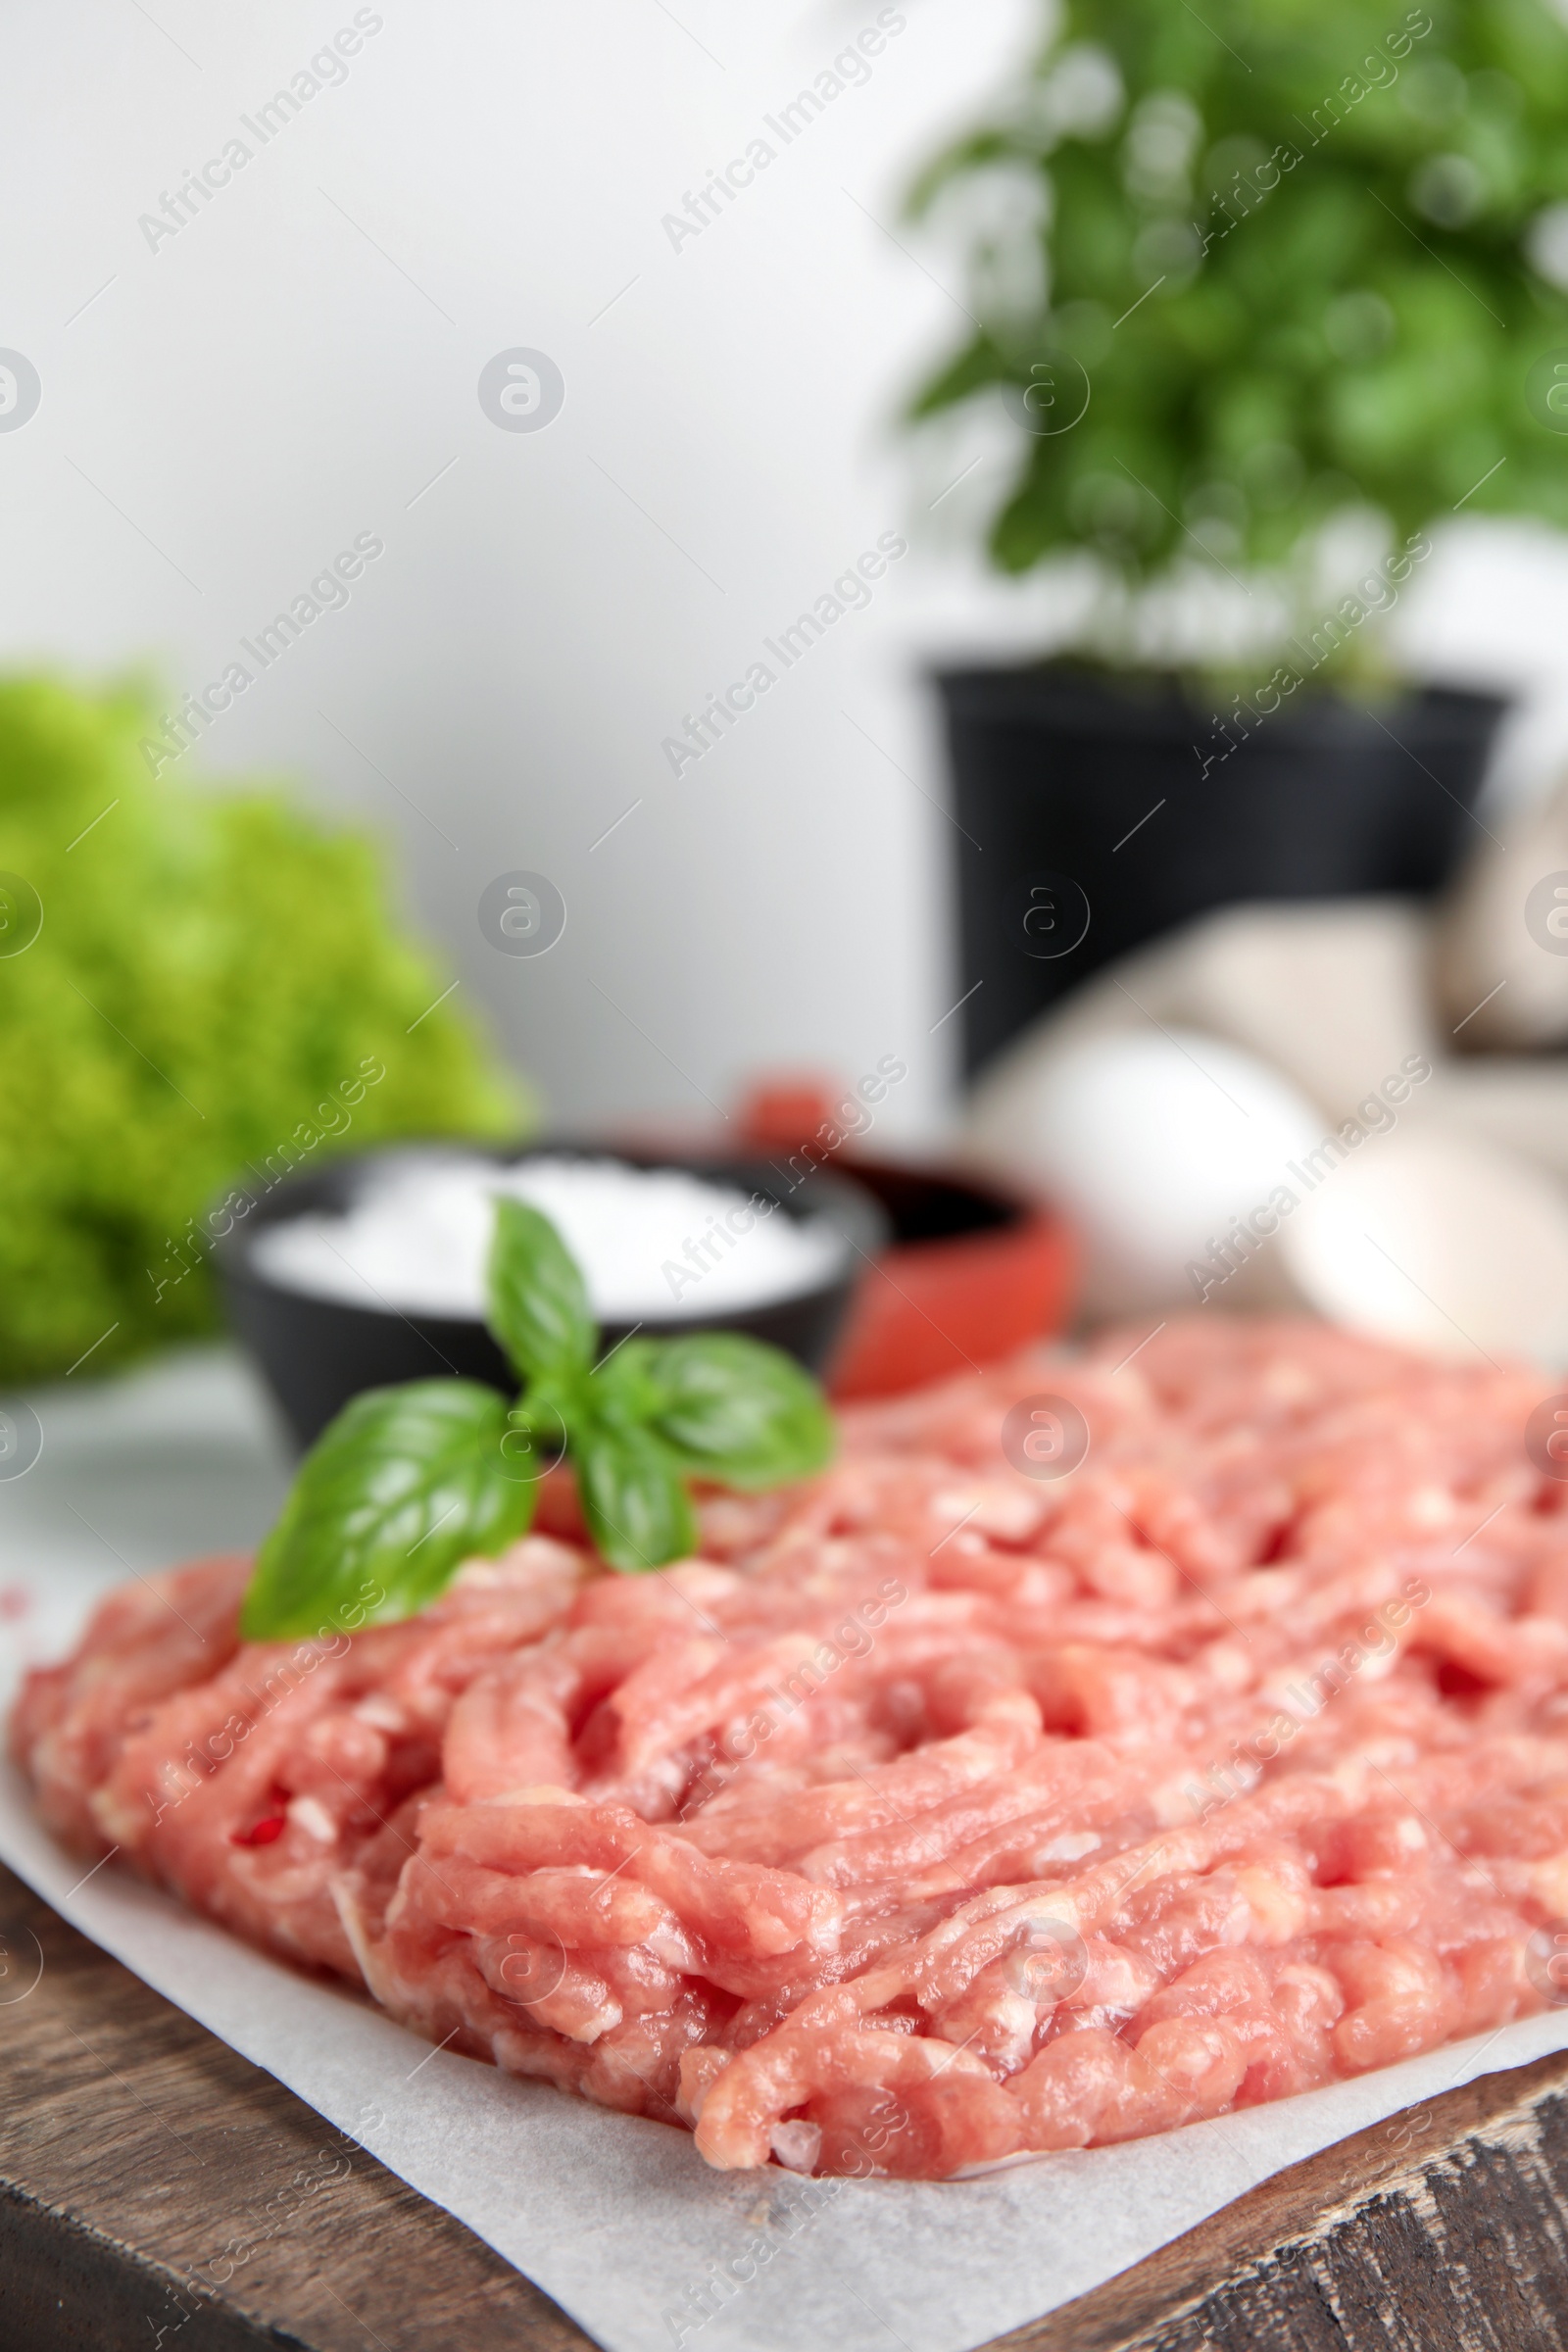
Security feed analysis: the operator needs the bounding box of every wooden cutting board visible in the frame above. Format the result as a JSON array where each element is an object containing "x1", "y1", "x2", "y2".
[{"x1": 6, "y1": 1859, "x2": 1568, "y2": 2352}]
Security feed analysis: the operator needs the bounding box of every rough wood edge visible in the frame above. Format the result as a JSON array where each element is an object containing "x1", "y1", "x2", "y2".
[
  {"x1": 0, "y1": 1862, "x2": 595, "y2": 2352},
  {"x1": 0, "y1": 2174, "x2": 308, "y2": 2352},
  {"x1": 995, "y1": 2044, "x2": 1568, "y2": 2351}
]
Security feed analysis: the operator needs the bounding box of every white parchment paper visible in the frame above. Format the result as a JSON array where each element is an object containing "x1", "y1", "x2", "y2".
[{"x1": 5, "y1": 1348, "x2": 1567, "y2": 2352}]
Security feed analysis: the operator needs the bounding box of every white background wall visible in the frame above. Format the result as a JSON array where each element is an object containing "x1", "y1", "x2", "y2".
[{"x1": 5, "y1": 0, "x2": 1568, "y2": 1142}]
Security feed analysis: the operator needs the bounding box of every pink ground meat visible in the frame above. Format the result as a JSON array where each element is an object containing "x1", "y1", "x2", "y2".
[{"x1": 15, "y1": 1318, "x2": 1568, "y2": 2180}]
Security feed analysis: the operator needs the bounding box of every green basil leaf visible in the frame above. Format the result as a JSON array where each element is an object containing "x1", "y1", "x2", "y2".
[
  {"x1": 637, "y1": 1333, "x2": 835, "y2": 1490},
  {"x1": 486, "y1": 1196, "x2": 596, "y2": 1381},
  {"x1": 587, "y1": 1337, "x2": 665, "y2": 1428},
  {"x1": 239, "y1": 1380, "x2": 535, "y2": 1641},
  {"x1": 514, "y1": 1365, "x2": 590, "y2": 1450},
  {"x1": 573, "y1": 1420, "x2": 697, "y2": 1573}
]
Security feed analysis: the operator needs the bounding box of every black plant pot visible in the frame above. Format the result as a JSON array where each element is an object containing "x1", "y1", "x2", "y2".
[{"x1": 937, "y1": 663, "x2": 1506, "y2": 1081}]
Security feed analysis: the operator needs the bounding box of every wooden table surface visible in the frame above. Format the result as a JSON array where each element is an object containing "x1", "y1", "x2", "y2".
[{"x1": 8, "y1": 1859, "x2": 1568, "y2": 2352}]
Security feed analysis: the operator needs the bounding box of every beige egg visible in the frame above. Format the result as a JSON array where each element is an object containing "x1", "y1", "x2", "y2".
[{"x1": 1278, "y1": 1129, "x2": 1568, "y2": 1366}]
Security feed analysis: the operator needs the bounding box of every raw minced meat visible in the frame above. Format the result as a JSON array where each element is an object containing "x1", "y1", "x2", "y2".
[{"x1": 16, "y1": 1318, "x2": 1568, "y2": 2180}]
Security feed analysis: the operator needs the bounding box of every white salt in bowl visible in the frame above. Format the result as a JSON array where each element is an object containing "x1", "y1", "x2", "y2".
[{"x1": 214, "y1": 1144, "x2": 888, "y2": 1450}]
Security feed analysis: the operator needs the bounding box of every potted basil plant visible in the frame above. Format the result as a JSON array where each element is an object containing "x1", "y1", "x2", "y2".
[{"x1": 906, "y1": 0, "x2": 1568, "y2": 1072}]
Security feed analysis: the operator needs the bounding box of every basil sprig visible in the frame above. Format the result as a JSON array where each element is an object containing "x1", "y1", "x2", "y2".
[{"x1": 239, "y1": 1193, "x2": 835, "y2": 1638}]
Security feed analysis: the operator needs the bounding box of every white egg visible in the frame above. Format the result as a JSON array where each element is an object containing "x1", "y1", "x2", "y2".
[{"x1": 987, "y1": 1029, "x2": 1324, "y2": 1315}]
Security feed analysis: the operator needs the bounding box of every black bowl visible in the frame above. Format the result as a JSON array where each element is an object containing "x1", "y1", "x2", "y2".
[{"x1": 213, "y1": 1142, "x2": 889, "y2": 1451}]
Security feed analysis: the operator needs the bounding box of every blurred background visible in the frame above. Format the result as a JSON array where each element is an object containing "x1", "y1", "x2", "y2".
[
  {"x1": 8, "y1": 0, "x2": 1568, "y2": 1440},
  {"x1": 3, "y1": 0, "x2": 1036, "y2": 1141}
]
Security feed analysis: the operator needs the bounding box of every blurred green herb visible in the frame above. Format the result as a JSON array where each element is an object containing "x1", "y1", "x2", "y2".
[
  {"x1": 239, "y1": 1198, "x2": 835, "y2": 1637},
  {"x1": 907, "y1": 0, "x2": 1568, "y2": 664},
  {"x1": 0, "y1": 675, "x2": 524, "y2": 1383}
]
